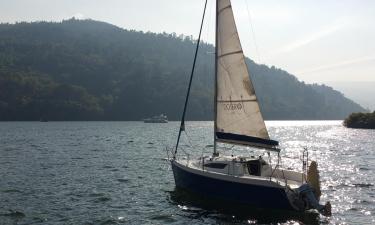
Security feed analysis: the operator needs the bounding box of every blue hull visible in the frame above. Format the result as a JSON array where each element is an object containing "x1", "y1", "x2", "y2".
[{"x1": 171, "y1": 160, "x2": 295, "y2": 211}]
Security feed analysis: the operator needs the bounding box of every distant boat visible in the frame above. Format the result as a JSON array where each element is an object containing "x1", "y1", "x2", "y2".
[
  {"x1": 39, "y1": 118, "x2": 48, "y2": 122},
  {"x1": 170, "y1": 0, "x2": 331, "y2": 216},
  {"x1": 143, "y1": 114, "x2": 168, "y2": 123}
]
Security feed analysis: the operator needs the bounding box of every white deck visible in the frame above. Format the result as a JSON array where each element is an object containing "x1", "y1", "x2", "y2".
[{"x1": 176, "y1": 156, "x2": 305, "y2": 189}]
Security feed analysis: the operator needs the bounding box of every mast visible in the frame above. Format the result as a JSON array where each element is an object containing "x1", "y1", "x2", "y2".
[
  {"x1": 213, "y1": 0, "x2": 218, "y2": 156},
  {"x1": 174, "y1": 0, "x2": 208, "y2": 158}
]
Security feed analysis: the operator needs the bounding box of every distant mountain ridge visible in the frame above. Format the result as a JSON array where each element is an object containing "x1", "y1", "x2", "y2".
[
  {"x1": 0, "y1": 19, "x2": 366, "y2": 120},
  {"x1": 326, "y1": 81, "x2": 375, "y2": 111}
]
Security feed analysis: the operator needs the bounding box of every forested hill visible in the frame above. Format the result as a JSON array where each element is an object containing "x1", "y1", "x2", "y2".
[{"x1": 0, "y1": 19, "x2": 365, "y2": 121}]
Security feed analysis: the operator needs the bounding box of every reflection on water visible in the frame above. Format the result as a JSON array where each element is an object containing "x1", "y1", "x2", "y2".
[{"x1": 0, "y1": 121, "x2": 374, "y2": 224}]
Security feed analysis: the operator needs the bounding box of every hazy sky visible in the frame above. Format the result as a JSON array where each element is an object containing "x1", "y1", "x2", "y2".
[{"x1": 1, "y1": 0, "x2": 375, "y2": 84}]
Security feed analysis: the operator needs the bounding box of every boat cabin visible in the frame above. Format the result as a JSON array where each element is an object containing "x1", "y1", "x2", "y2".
[
  {"x1": 192, "y1": 155, "x2": 305, "y2": 188},
  {"x1": 197, "y1": 155, "x2": 270, "y2": 177}
]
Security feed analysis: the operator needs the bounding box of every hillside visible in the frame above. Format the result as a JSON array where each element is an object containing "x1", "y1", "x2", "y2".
[{"x1": 0, "y1": 19, "x2": 366, "y2": 121}]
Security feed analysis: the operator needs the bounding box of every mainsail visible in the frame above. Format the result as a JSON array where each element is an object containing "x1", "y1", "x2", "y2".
[{"x1": 215, "y1": 0, "x2": 278, "y2": 148}]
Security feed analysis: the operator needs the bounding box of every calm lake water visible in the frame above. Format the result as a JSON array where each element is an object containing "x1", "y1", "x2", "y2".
[{"x1": 0, "y1": 121, "x2": 374, "y2": 225}]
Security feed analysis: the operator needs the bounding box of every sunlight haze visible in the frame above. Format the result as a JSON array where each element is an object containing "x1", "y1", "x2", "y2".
[{"x1": 1, "y1": 0, "x2": 374, "y2": 106}]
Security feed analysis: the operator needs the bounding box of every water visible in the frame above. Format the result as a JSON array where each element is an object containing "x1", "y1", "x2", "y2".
[{"x1": 0, "y1": 121, "x2": 374, "y2": 224}]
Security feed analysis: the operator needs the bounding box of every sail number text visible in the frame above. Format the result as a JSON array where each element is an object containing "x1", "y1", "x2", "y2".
[{"x1": 222, "y1": 103, "x2": 243, "y2": 111}]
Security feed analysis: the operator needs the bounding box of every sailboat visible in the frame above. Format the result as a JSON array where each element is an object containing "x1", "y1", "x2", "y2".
[{"x1": 170, "y1": 0, "x2": 331, "y2": 215}]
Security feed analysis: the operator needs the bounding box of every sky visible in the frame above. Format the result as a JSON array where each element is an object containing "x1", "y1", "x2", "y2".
[{"x1": 0, "y1": 0, "x2": 374, "y2": 107}]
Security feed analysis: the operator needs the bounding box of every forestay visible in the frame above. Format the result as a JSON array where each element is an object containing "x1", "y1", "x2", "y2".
[{"x1": 215, "y1": 0, "x2": 278, "y2": 148}]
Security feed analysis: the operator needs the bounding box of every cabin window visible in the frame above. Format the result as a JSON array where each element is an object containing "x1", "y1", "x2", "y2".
[
  {"x1": 247, "y1": 160, "x2": 261, "y2": 176},
  {"x1": 204, "y1": 163, "x2": 227, "y2": 169}
]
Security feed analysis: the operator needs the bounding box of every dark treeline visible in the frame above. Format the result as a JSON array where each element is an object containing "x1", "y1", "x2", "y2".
[
  {"x1": 344, "y1": 111, "x2": 375, "y2": 129},
  {"x1": 0, "y1": 19, "x2": 365, "y2": 121}
]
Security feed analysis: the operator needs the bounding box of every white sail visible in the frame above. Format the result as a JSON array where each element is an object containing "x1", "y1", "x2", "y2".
[{"x1": 215, "y1": 0, "x2": 277, "y2": 147}]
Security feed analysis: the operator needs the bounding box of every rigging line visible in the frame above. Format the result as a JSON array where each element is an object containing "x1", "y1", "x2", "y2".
[
  {"x1": 204, "y1": 0, "x2": 213, "y2": 92},
  {"x1": 244, "y1": 0, "x2": 261, "y2": 63},
  {"x1": 174, "y1": 0, "x2": 208, "y2": 158},
  {"x1": 205, "y1": 0, "x2": 213, "y2": 44},
  {"x1": 183, "y1": 130, "x2": 196, "y2": 149}
]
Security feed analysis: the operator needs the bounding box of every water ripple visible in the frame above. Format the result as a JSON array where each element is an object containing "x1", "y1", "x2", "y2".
[{"x1": 0, "y1": 121, "x2": 374, "y2": 224}]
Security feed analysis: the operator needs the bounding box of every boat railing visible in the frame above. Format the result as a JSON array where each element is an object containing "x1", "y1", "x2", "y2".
[
  {"x1": 170, "y1": 143, "x2": 191, "y2": 166},
  {"x1": 302, "y1": 147, "x2": 309, "y2": 183},
  {"x1": 165, "y1": 146, "x2": 173, "y2": 161},
  {"x1": 281, "y1": 169, "x2": 288, "y2": 187},
  {"x1": 199, "y1": 155, "x2": 211, "y2": 171},
  {"x1": 268, "y1": 152, "x2": 289, "y2": 187},
  {"x1": 202, "y1": 157, "x2": 205, "y2": 170},
  {"x1": 179, "y1": 146, "x2": 191, "y2": 166}
]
